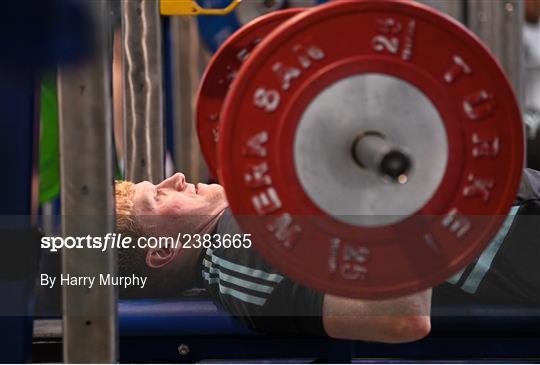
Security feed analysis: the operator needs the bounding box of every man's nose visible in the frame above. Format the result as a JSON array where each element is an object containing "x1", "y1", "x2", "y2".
[
  {"x1": 158, "y1": 173, "x2": 186, "y2": 189},
  {"x1": 173, "y1": 173, "x2": 186, "y2": 190}
]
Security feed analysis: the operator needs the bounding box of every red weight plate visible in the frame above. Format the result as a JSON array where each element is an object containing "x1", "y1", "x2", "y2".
[
  {"x1": 196, "y1": 8, "x2": 304, "y2": 179},
  {"x1": 219, "y1": 0, "x2": 525, "y2": 299}
]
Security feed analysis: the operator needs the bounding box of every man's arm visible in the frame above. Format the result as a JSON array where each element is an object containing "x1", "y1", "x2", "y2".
[{"x1": 322, "y1": 289, "x2": 432, "y2": 343}]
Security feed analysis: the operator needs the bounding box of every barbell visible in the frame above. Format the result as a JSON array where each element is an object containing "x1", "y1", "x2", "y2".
[{"x1": 196, "y1": 0, "x2": 524, "y2": 299}]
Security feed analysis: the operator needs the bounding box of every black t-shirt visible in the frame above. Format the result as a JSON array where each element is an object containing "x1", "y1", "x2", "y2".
[
  {"x1": 198, "y1": 209, "x2": 326, "y2": 336},
  {"x1": 434, "y1": 168, "x2": 540, "y2": 307},
  {"x1": 198, "y1": 169, "x2": 540, "y2": 335}
]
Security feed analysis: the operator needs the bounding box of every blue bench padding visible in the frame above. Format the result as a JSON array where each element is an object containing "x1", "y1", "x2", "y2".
[
  {"x1": 119, "y1": 298, "x2": 540, "y2": 337},
  {"x1": 119, "y1": 298, "x2": 255, "y2": 337},
  {"x1": 431, "y1": 305, "x2": 540, "y2": 335}
]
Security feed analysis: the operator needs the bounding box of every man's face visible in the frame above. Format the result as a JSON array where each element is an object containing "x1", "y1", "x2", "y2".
[{"x1": 132, "y1": 173, "x2": 228, "y2": 236}]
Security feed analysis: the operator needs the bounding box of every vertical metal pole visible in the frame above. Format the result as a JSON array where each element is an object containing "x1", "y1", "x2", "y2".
[
  {"x1": 468, "y1": 0, "x2": 525, "y2": 107},
  {"x1": 170, "y1": 16, "x2": 208, "y2": 182},
  {"x1": 122, "y1": 0, "x2": 165, "y2": 183},
  {"x1": 416, "y1": 0, "x2": 465, "y2": 23},
  {"x1": 57, "y1": 0, "x2": 117, "y2": 362}
]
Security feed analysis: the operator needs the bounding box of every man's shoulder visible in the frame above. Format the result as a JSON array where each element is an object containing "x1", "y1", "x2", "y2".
[
  {"x1": 204, "y1": 244, "x2": 283, "y2": 279},
  {"x1": 518, "y1": 168, "x2": 540, "y2": 203}
]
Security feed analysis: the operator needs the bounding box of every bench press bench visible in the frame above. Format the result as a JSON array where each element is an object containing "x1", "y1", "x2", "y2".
[{"x1": 32, "y1": 297, "x2": 540, "y2": 363}]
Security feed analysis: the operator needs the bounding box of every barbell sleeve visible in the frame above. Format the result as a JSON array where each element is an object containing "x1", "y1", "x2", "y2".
[{"x1": 352, "y1": 133, "x2": 412, "y2": 183}]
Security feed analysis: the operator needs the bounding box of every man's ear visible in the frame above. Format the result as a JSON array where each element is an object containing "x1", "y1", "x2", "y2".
[{"x1": 146, "y1": 247, "x2": 177, "y2": 268}]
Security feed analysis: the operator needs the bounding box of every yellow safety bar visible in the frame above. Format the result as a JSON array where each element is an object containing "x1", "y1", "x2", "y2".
[{"x1": 160, "y1": 0, "x2": 242, "y2": 16}]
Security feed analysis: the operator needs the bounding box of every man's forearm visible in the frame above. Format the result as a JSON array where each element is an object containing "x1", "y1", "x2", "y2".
[{"x1": 322, "y1": 289, "x2": 432, "y2": 343}]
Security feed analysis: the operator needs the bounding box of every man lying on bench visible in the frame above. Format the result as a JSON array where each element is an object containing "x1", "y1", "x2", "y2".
[{"x1": 114, "y1": 168, "x2": 540, "y2": 343}]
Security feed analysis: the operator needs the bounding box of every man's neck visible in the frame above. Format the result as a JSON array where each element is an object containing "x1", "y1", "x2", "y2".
[{"x1": 175, "y1": 208, "x2": 227, "y2": 289}]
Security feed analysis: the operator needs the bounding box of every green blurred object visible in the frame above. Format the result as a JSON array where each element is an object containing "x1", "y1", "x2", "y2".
[
  {"x1": 39, "y1": 74, "x2": 60, "y2": 204},
  {"x1": 38, "y1": 74, "x2": 123, "y2": 206}
]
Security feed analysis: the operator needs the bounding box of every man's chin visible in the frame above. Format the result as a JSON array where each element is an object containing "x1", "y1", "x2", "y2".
[{"x1": 205, "y1": 184, "x2": 227, "y2": 205}]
